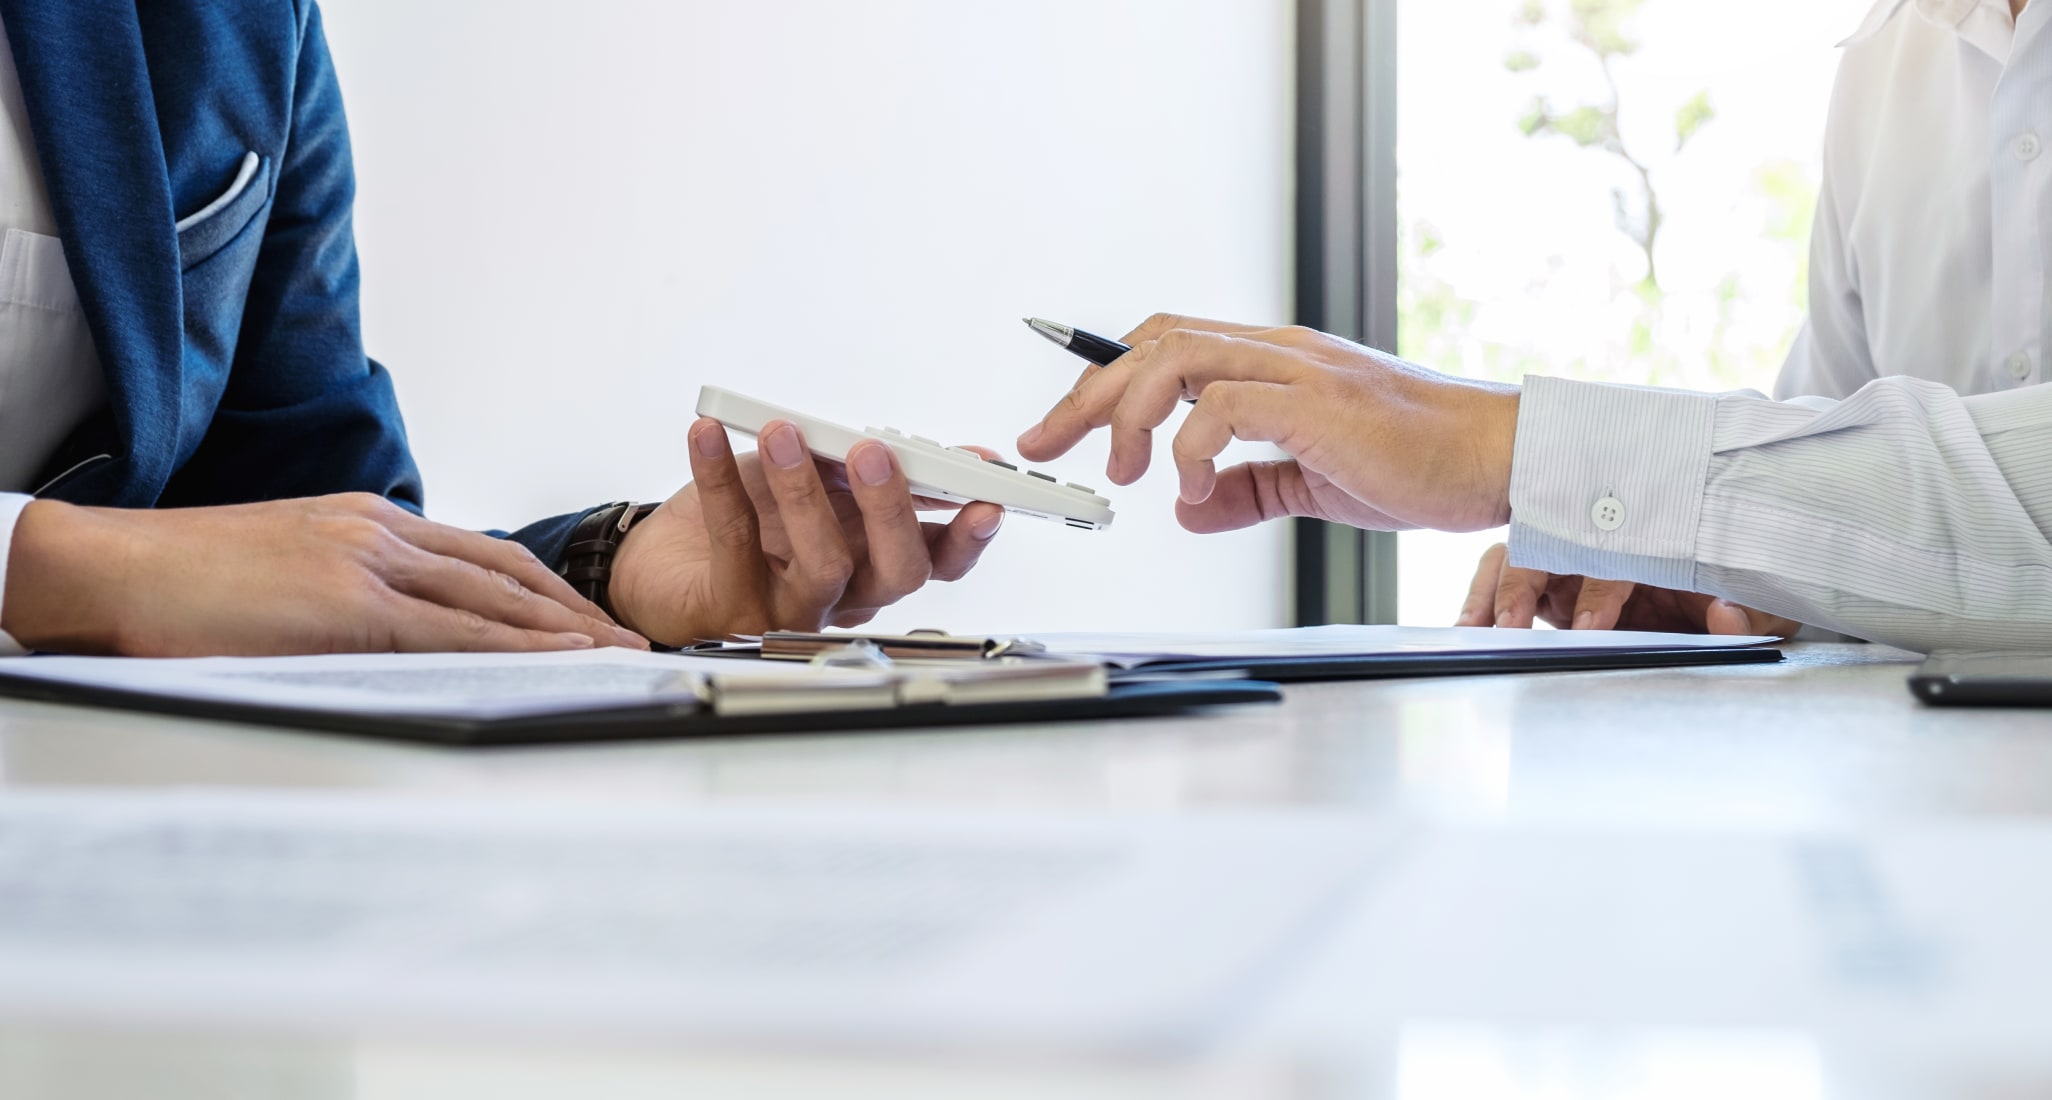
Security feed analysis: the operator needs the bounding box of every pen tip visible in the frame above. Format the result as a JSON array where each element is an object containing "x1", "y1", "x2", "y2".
[{"x1": 1022, "y1": 317, "x2": 1036, "y2": 326}]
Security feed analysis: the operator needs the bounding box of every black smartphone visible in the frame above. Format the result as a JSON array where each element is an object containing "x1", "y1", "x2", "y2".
[{"x1": 1910, "y1": 652, "x2": 2052, "y2": 706}]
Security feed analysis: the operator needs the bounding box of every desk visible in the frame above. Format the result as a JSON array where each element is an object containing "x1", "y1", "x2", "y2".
[{"x1": 1, "y1": 643, "x2": 2045, "y2": 1098}]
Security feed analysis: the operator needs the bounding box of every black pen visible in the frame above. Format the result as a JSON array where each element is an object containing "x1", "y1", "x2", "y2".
[{"x1": 1022, "y1": 317, "x2": 1197, "y2": 403}]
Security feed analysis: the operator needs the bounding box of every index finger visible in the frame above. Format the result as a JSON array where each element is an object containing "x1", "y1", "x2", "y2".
[
  {"x1": 1120, "y1": 312, "x2": 1277, "y2": 346},
  {"x1": 1022, "y1": 329, "x2": 1299, "y2": 467}
]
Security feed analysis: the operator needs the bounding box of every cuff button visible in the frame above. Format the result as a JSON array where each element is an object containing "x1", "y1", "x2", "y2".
[{"x1": 1591, "y1": 496, "x2": 1626, "y2": 532}]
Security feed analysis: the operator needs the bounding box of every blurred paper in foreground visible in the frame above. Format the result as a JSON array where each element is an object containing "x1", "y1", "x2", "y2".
[{"x1": 0, "y1": 794, "x2": 1384, "y2": 1051}]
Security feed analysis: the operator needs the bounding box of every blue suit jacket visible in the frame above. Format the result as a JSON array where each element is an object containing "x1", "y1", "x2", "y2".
[{"x1": 0, "y1": 0, "x2": 587, "y2": 562}]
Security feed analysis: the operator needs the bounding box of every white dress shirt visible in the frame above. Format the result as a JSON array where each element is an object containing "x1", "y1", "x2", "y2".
[
  {"x1": 0, "y1": 14, "x2": 108, "y2": 653},
  {"x1": 1508, "y1": 0, "x2": 2052, "y2": 652}
]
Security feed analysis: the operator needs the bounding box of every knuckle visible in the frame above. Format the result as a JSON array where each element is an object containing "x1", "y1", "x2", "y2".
[
  {"x1": 889, "y1": 554, "x2": 933, "y2": 591},
  {"x1": 327, "y1": 516, "x2": 397, "y2": 557},
  {"x1": 489, "y1": 569, "x2": 527, "y2": 600},
  {"x1": 337, "y1": 562, "x2": 389, "y2": 601},
  {"x1": 1055, "y1": 385, "x2": 1094, "y2": 417},
  {"x1": 453, "y1": 607, "x2": 493, "y2": 640},
  {"x1": 809, "y1": 546, "x2": 856, "y2": 589},
  {"x1": 502, "y1": 541, "x2": 547, "y2": 571},
  {"x1": 1198, "y1": 379, "x2": 1239, "y2": 410},
  {"x1": 861, "y1": 491, "x2": 911, "y2": 527},
  {"x1": 932, "y1": 548, "x2": 980, "y2": 583},
  {"x1": 1108, "y1": 401, "x2": 1156, "y2": 434},
  {"x1": 1135, "y1": 312, "x2": 1185, "y2": 340},
  {"x1": 775, "y1": 464, "x2": 827, "y2": 506},
  {"x1": 336, "y1": 491, "x2": 394, "y2": 517}
]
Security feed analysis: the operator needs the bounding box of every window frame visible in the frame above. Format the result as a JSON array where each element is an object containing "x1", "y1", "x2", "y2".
[{"x1": 1294, "y1": 0, "x2": 1400, "y2": 625}]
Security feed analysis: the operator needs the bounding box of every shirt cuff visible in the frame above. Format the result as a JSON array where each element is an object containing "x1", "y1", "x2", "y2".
[
  {"x1": 0, "y1": 493, "x2": 35, "y2": 656},
  {"x1": 1505, "y1": 375, "x2": 1719, "y2": 592}
]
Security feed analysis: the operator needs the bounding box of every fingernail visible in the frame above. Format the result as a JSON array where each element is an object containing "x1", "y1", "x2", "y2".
[
  {"x1": 1496, "y1": 610, "x2": 1512, "y2": 627},
  {"x1": 1573, "y1": 611, "x2": 1593, "y2": 630},
  {"x1": 616, "y1": 627, "x2": 651, "y2": 650},
  {"x1": 565, "y1": 633, "x2": 595, "y2": 649},
  {"x1": 852, "y1": 443, "x2": 893, "y2": 486},
  {"x1": 970, "y1": 510, "x2": 1005, "y2": 541},
  {"x1": 764, "y1": 423, "x2": 804, "y2": 469},
  {"x1": 694, "y1": 423, "x2": 727, "y2": 459}
]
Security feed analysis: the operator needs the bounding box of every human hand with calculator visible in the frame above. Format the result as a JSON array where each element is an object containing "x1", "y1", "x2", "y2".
[{"x1": 607, "y1": 418, "x2": 1006, "y2": 648}]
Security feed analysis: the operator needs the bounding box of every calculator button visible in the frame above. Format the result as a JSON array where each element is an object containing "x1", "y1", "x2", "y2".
[
  {"x1": 1027, "y1": 471, "x2": 1056, "y2": 483},
  {"x1": 1066, "y1": 482, "x2": 1096, "y2": 494},
  {"x1": 912, "y1": 435, "x2": 941, "y2": 447},
  {"x1": 987, "y1": 458, "x2": 1018, "y2": 470}
]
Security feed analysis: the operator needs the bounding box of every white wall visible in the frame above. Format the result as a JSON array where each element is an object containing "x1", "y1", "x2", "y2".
[{"x1": 321, "y1": 0, "x2": 1294, "y2": 633}]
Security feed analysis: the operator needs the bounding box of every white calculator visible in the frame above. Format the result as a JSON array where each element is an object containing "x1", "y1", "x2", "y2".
[{"x1": 695, "y1": 386, "x2": 1115, "y2": 530}]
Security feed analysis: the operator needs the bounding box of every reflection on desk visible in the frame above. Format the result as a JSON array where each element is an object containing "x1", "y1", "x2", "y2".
[{"x1": 3, "y1": 644, "x2": 2051, "y2": 1099}]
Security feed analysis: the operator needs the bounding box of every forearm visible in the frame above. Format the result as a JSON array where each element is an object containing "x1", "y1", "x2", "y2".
[
  {"x1": 0, "y1": 501, "x2": 127, "y2": 654},
  {"x1": 1508, "y1": 375, "x2": 2052, "y2": 652}
]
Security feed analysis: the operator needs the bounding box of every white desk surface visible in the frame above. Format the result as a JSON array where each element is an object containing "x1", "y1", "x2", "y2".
[{"x1": 1, "y1": 642, "x2": 2046, "y2": 1099}]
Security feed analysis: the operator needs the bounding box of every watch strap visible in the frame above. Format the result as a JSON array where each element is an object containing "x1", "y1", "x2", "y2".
[{"x1": 559, "y1": 501, "x2": 659, "y2": 619}]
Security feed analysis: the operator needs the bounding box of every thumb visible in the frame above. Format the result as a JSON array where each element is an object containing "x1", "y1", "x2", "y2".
[
  {"x1": 1176, "y1": 459, "x2": 1395, "y2": 532},
  {"x1": 1706, "y1": 598, "x2": 1797, "y2": 637}
]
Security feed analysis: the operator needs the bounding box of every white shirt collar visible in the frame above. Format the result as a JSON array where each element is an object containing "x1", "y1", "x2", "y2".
[
  {"x1": 1839, "y1": 0, "x2": 1914, "y2": 46},
  {"x1": 1839, "y1": 0, "x2": 2019, "y2": 60}
]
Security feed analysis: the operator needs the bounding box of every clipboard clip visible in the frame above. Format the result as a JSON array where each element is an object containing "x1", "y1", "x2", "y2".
[
  {"x1": 765, "y1": 629, "x2": 1046, "y2": 662},
  {"x1": 807, "y1": 638, "x2": 897, "y2": 671}
]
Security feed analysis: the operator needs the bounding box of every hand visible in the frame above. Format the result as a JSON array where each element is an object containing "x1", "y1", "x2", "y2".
[
  {"x1": 1455, "y1": 542, "x2": 1801, "y2": 636},
  {"x1": 1017, "y1": 313, "x2": 1520, "y2": 534},
  {"x1": 2, "y1": 493, "x2": 646, "y2": 656},
  {"x1": 606, "y1": 417, "x2": 1006, "y2": 647}
]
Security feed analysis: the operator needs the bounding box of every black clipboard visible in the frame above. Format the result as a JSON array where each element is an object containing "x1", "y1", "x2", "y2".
[
  {"x1": 0, "y1": 669, "x2": 1282, "y2": 748},
  {"x1": 1113, "y1": 644, "x2": 1782, "y2": 683}
]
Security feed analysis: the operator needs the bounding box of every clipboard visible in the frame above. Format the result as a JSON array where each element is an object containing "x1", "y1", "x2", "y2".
[
  {"x1": 1114, "y1": 645, "x2": 1783, "y2": 682},
  {"x1": 761, "y1": 628, "x2": 1784, "y2": 682},
  {"x1": 0, "y1": 657, "x2": 1281, "y2": 749}
]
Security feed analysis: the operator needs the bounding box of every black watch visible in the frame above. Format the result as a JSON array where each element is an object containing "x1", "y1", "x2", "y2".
[{"x1": 558, "y1": 501, "x2": 660, "y2": 620}]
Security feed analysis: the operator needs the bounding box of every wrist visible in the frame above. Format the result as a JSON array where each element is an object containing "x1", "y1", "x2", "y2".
[
  {"x1": 1400, "y1": 371, "x2": 1518, "y2": 532},
  {"x1": 607, "y1": 523, "x2": 652, "y2": 638},
  {"x1": 1473, "y1": 384, "x2": 1520, "y2": 528},
  {"x1": 3, "y1": 501, "x2": 129, "y2": 653}
]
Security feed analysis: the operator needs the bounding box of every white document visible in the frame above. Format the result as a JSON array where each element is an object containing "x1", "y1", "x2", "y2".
[
  {"x1": 1024, "y1": 624, "x2": 1778, "y2": 668},
  {"x1": 0, "y1": 649, "x2": 837, "y2": 720},
  {"x1": 0, "y1": 793, "x2": 1385, "y2": 1050}
]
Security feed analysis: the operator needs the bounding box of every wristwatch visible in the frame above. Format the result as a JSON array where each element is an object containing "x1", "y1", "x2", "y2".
[{"x1": 558, "y1": 501, "x2": 660, "y2": 620}]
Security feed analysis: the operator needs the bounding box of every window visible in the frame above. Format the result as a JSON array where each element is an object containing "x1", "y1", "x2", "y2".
[{"x1": 1391, "y1": 0, "x2": 1870, "y2": 624}]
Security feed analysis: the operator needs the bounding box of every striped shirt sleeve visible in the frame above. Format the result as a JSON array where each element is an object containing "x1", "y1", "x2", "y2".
[{"x1": 1506, "y1": 374, "x2": 2052, "y2": 653}]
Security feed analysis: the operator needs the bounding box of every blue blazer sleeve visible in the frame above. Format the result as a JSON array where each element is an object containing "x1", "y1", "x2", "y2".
[
  {"x1": 144, "y1": 3, "x2": 606, "y2": 572},
  {"x1": 155, "y1": 2, "x2": 424, "y2": 514},
  {"x1": 501, "y1": 509, "x2": 603, "y2": 569}
]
